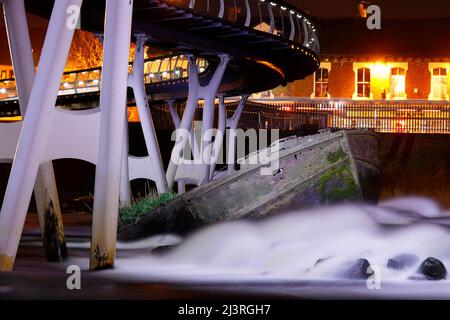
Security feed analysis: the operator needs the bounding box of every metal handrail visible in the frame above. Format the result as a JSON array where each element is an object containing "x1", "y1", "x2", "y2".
[
  {"x1": 0, "y1": 55, "x2": 208, "y2": 101},
  {"x1": 250, "y1": 97, "x2": 450, "y2": 106},
  {"x1": 165, "y1": 0, "x2": 320, "y2": 53},
  {"x1": 244, "y1": 98, "x2": 450, "y2": 134}
]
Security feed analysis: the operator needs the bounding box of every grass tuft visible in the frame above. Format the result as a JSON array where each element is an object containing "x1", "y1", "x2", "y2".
[{"x1": 118, "y1": 192, "x2": 177, "y2": 230}]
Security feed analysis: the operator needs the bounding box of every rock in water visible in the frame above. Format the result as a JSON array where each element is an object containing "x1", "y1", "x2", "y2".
[
  {"x1": 417, "y1": 257, "x2": 447, "y2": 280},
  {"x1": 151, "y1": 245, "x2": 177, "y2": 256},
  {"x1": 387, "y1": 259, "x2": 404, "y2": 270},
  {"x1": 392, "y1": 254, "x2": 419, "y2": 268},
  {"x1": 344, "y1": 258, "x2": 371, "y2": 280},
  {"x1": 387, "y1": 254, "x2": 419, "y2": 270}
]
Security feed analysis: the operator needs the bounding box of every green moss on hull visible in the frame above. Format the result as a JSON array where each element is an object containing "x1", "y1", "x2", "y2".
[
  {"x1": 318, "y1": 162, "x2": 360, "y2": 203},
  {"x1": 326, "y1": 147, "x2": 346, "y2": 164}
]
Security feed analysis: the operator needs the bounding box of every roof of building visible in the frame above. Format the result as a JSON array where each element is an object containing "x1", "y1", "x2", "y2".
[{"x1": 318, "y1": 18, "x2": 450, "y2": 59}]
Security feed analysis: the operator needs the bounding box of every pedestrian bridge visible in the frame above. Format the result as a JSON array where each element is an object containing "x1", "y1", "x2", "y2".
[
  {"x1": 25, "y1": 0, "x2": 320, "y2": 95},
  {"x1": 0, "y1": 0, "x2": 320, "y2": 272}
]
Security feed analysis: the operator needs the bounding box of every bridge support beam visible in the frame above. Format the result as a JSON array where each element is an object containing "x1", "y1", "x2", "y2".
[
  {"x1": 167, "y1": 99, "x2": 199, "y2": 194},
  {"x1": 167, "y1": 100, "x2": 185, "y2": 194},
  {"x1": 0, "y1": 0, "x2": 82, "y2": 271},
  {"x1": 166, "y1": 55, "x2": 229, "y2": 191},
  {"x1": 209, "y1": 95, "x2": 226, "y2": 179},
  {"x1": 166, "y1": 56, "x2": 200, "y2": 191},
  {"x1": 90, "y1": 0, "x2": 134, "y2": 270},
  {"x1": 227, "y1": 95, "x2": 249, "y2": 174},
  {"x1": 2, "y1": 0, "x2": 68, "y2": 262},
  {"x1": 4, "y1": 0, "x2": 68, "y2": 263},
  {"x1": 199, "y1": 55, "x2": 229, "y2": 185},
  {"x1": 120, "y1": 114, "x2": 132, "y2": 206},
  {"x1": 120, "y1": 33, "x2": 168, "y2": 205}
]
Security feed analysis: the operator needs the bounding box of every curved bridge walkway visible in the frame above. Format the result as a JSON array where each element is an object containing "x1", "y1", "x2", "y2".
[{"x1": 0, "y1": 0, "x2": 319, "y2": 271}]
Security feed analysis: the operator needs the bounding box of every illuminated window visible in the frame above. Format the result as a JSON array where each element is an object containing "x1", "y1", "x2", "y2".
[
  {"x1": 357, "y1": 68, "x2": 371, "y2": 98},
  {"x1": 431, "y1": 68, "x2": 447, "y2": 100},
  {"x1": 314, "y1": 68, "x2": 329, "y2": 98},
  {"x1": 390, "y1": 67, "x2": 406, "y2": 99}
]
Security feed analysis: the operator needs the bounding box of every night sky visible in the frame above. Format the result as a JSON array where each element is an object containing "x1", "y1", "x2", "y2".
[{"x1": 286, "y1": 0, "x2": 450, "y2": 18}]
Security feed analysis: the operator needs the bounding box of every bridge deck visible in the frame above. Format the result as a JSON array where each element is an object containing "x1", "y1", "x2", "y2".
[{"x1": 23, "y1": 0, "x2": 320, "y2": 96}]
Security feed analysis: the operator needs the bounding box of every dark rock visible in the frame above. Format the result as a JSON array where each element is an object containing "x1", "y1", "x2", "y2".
[
  {"x1": 417, "y1": 257, "x2": 447, "y2": 280},
  {"x1": 391, "y1": 254, "x2": 419, "y2": 268},
  {"x1": 151, "y1": 245, "x2": 176, "y2": 255},
  {"x1": 387, "y1": 259, "x2": 404, "y2": 270},
  {"x1": 343, "y1": 258, "x2": 372, "y2": 280}
]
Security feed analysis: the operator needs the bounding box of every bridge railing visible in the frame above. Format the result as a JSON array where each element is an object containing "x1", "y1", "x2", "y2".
[
  {"x1": 249, "y1": 98, "x2": 450, "y2": 134},
  {"x1": 0, "y1": 55, "x2": 208, "y2": 102},
  {"x1": 165, "y1": 0, "x2": 319, "y2": 53}
]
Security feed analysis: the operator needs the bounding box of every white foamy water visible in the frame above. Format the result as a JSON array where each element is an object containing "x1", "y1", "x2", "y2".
[{"x1": 68, "y1": 197, "x2": 450, "y2": 298}]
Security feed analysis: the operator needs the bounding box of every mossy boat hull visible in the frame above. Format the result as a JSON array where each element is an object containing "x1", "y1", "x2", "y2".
[{"x1": 119, "y1": 130, "x2": 381, "y2": 240}]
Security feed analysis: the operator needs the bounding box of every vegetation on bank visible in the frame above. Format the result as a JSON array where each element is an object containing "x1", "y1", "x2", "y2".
[{"x1": 118, "y1": 192, "x2": 177, "y2": 230}]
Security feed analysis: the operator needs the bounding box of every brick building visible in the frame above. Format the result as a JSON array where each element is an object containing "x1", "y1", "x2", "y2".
[{"x1": 271, "y1": 18, "x2": 450, "y2": 101}]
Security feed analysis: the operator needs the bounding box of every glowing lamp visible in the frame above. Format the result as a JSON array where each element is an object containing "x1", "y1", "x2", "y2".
[{"x1": 374, "y1": 63, "x2": 389, "y2": 78}]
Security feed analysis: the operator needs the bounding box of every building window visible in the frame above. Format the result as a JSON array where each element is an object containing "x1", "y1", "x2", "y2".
[
  {"x1": 357, "y1": 68, "x2": 371, "y2": 98},
  {"x1": 431, "y1": 68, "x2": 447, "y2": 100},
  {"x1": 390, "y1": 67, "x2": 406, "y2": 99},
  {"x1": 314, "y1": 68, "x2": 329, "y2": 98}
]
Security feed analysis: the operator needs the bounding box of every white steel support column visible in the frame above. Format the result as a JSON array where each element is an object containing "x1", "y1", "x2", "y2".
[
  {"x1": 227, "y1": 95, "x2": 248, "y2": 174},
  {"x1": 3, "y1": 0, "x2": 68, "y2": 262},
  {"x1": 90, "y1": 0, "x2": 133, "y2": 270},
  {"x1": 120, "y1": 114, "x2": 132, "y2": 206},
  {"x1": 3, "y1": 0, "x2": 34, "y2": 109},
  {"x1": 166, "y1": 56, "x2": 200, "y2": 190},
  {"x1": 199, "y1": 55, "x2": 229, "y2": 185},
  {"x1": 168, "y1": 99, "x2": 197, "y2": 160},
  {"x1": 0, "y1": 0, "x2": 82, "y2": 271},
  {"x1": 168, "y1": 100, "x2": 180, "y2": 128},
  {"x1": 126, "y1": 34, "x2": 168, "y2": 194},
  {"x1": 168, "y1": 99, "x2": 200, "y2": 194},
  {"x1": 166, "y1": 55, "x2": 229, "y2": 190},
  {"x1": 209, "y1": 95, "x2": 226, "y2": 179},
  {"x1": 167, "y1": 100, "x2": 185, "y2": 193}
]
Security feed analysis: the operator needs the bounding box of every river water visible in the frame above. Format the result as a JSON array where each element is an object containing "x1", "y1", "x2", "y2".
[{"x1": 41, "y1": 196, "x2": 450, "y2": 299}]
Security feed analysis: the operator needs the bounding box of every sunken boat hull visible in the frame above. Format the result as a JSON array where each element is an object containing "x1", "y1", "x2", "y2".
[{"x1": 118, "y1": 130, "x2": 381, "y2": 240}]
